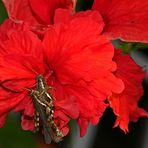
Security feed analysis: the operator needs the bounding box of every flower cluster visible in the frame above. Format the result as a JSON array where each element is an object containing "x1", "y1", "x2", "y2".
[{"x1": 0, "y1": 0, "x2": 147, "y2": 143}]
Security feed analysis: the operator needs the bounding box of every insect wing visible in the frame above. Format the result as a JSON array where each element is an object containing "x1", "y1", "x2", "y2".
[
  {"x1": 33, "y1": 94, "x2": 54, "y2": 144},
  {"x1": 43, "y1": 125, "x2": 52, "y2": 144}
]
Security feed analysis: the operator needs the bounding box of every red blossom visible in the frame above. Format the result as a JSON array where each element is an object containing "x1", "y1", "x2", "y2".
[
  {"x1": 2, "y1": 0, "x2": 76, "y2": 33},
  {"x1": 92, "y1": 0, "x2": 148, "y2": 43},
  {"x1": 42, "y1": 9, "x2": 124, "y2": 136},
  {"x1": 0, "y1": 10, "x2": 124, "y2": 137},
  {"x1": 0, "y1": 21, "x2": 46, "y2": 130},
  {"x1": 29, "y1": 0, "x2": 76, "y2": 24},
  {"x1": 109, "y1": 49, "x2": 148, "y2": 132},
  {"x1": 1, "y1": 0, "x2": 147, "y2": 140},
  {"x1": 0, "y1": 20, "x2": 78, "y2": 135}
]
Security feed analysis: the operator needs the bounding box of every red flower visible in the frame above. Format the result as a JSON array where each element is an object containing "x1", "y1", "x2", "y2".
[
  {"x1": 109, "y1": 49, "x2": 148, "y2": 132},
  {"x1": 0, "y1": 20, "x2": 78, "y2": 136},
  {"x1": 42, "y1": 9, "x2": 124, "y2": 136},
  {"x1": 2, "y1": 0, "x2": 76, "y2": 33},
  {"x1": 0, "y1": 9, "x2": 124, "y2": 137},
  {"x1": 92, "y1": 0, "x2": 148, "y2": 43}
]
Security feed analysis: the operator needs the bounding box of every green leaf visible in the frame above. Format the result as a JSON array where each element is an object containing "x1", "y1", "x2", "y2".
[{"x1": 0, "y1": 0, "x2": 8, "y2": 24}]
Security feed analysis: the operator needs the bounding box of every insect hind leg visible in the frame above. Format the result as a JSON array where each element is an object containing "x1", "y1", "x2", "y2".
[{"x1": 34, "y1": 111, "x2": 40, "y2": 132}]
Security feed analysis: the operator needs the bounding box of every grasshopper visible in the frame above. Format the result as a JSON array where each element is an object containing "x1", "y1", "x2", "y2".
[{"x1": 30, "y1": 74, "x2": 63, "y2": 144}]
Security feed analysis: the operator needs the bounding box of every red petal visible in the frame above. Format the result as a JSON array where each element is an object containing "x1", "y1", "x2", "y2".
[
  {"x1": 109, "y1": 49, "x2": 147, "y2": 132},
  {"x1": 54, "y1": 9, "x2": 104, "y2": 26},
  {"x1": 54, "y1": 110, "x2": 70, "y2": 123},
  {"x1": 43, "y1": 10, "x2": 105, "y2": 67},
  {"x1": 13, "y1": 95, "x2": 34, "y2": 116},
  {"x1": 29, "y1": 0, "x2": 75, "y2": 24},
  {"x1": 43, "y1": 10, "x2": 124, "y2": 136},
  {"x1": 55, "y1": 95, "x2": 79, "y2": 119},
  {"x1": 0, "y1": 87, "x2": 27, "y2": 127},
  {"x1": 0, "y1": 19, "x2": 25, "y2": 41},
  {"x1": 93, "y1": 0, "x2": 148, "y2": 42},
  {"x1": 90, "y1": 100, "x2": 108, "y2": 125},
  {"x1": 54, "y1": 110, "x2": 70, "y2": 136},
  {"x1": 78, "y1": 117, "x2": 89, "y2": 137},
  {"x1": 60, "y1": 126, "x2": 69, "y2": 136},
  {"x1": 2, "y1": 0, "x2": 40, "y2": 27},
  {"x1": 21, "y1": 114, "x2": 34, "y2": 131},
  {"x1": 0, "y1": 29, "x2": 47, "y2": 91},
  {"x1": 2, "y1": 0, "x2": 76, "y2": 34}
]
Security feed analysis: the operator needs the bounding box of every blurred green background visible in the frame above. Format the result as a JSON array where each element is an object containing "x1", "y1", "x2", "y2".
[{"x1": 0, "y1": 113, "x2": 37, "y2": 148}]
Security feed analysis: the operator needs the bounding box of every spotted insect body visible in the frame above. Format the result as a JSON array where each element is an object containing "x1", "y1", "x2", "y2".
[{"x1": 30, "y1": 75, "x2": 63, "y2": 144}]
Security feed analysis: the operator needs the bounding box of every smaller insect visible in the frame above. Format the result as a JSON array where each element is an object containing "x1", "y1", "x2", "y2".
[{"x1": 29, "y1": 74, "x2": 63, "y2": 144}]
